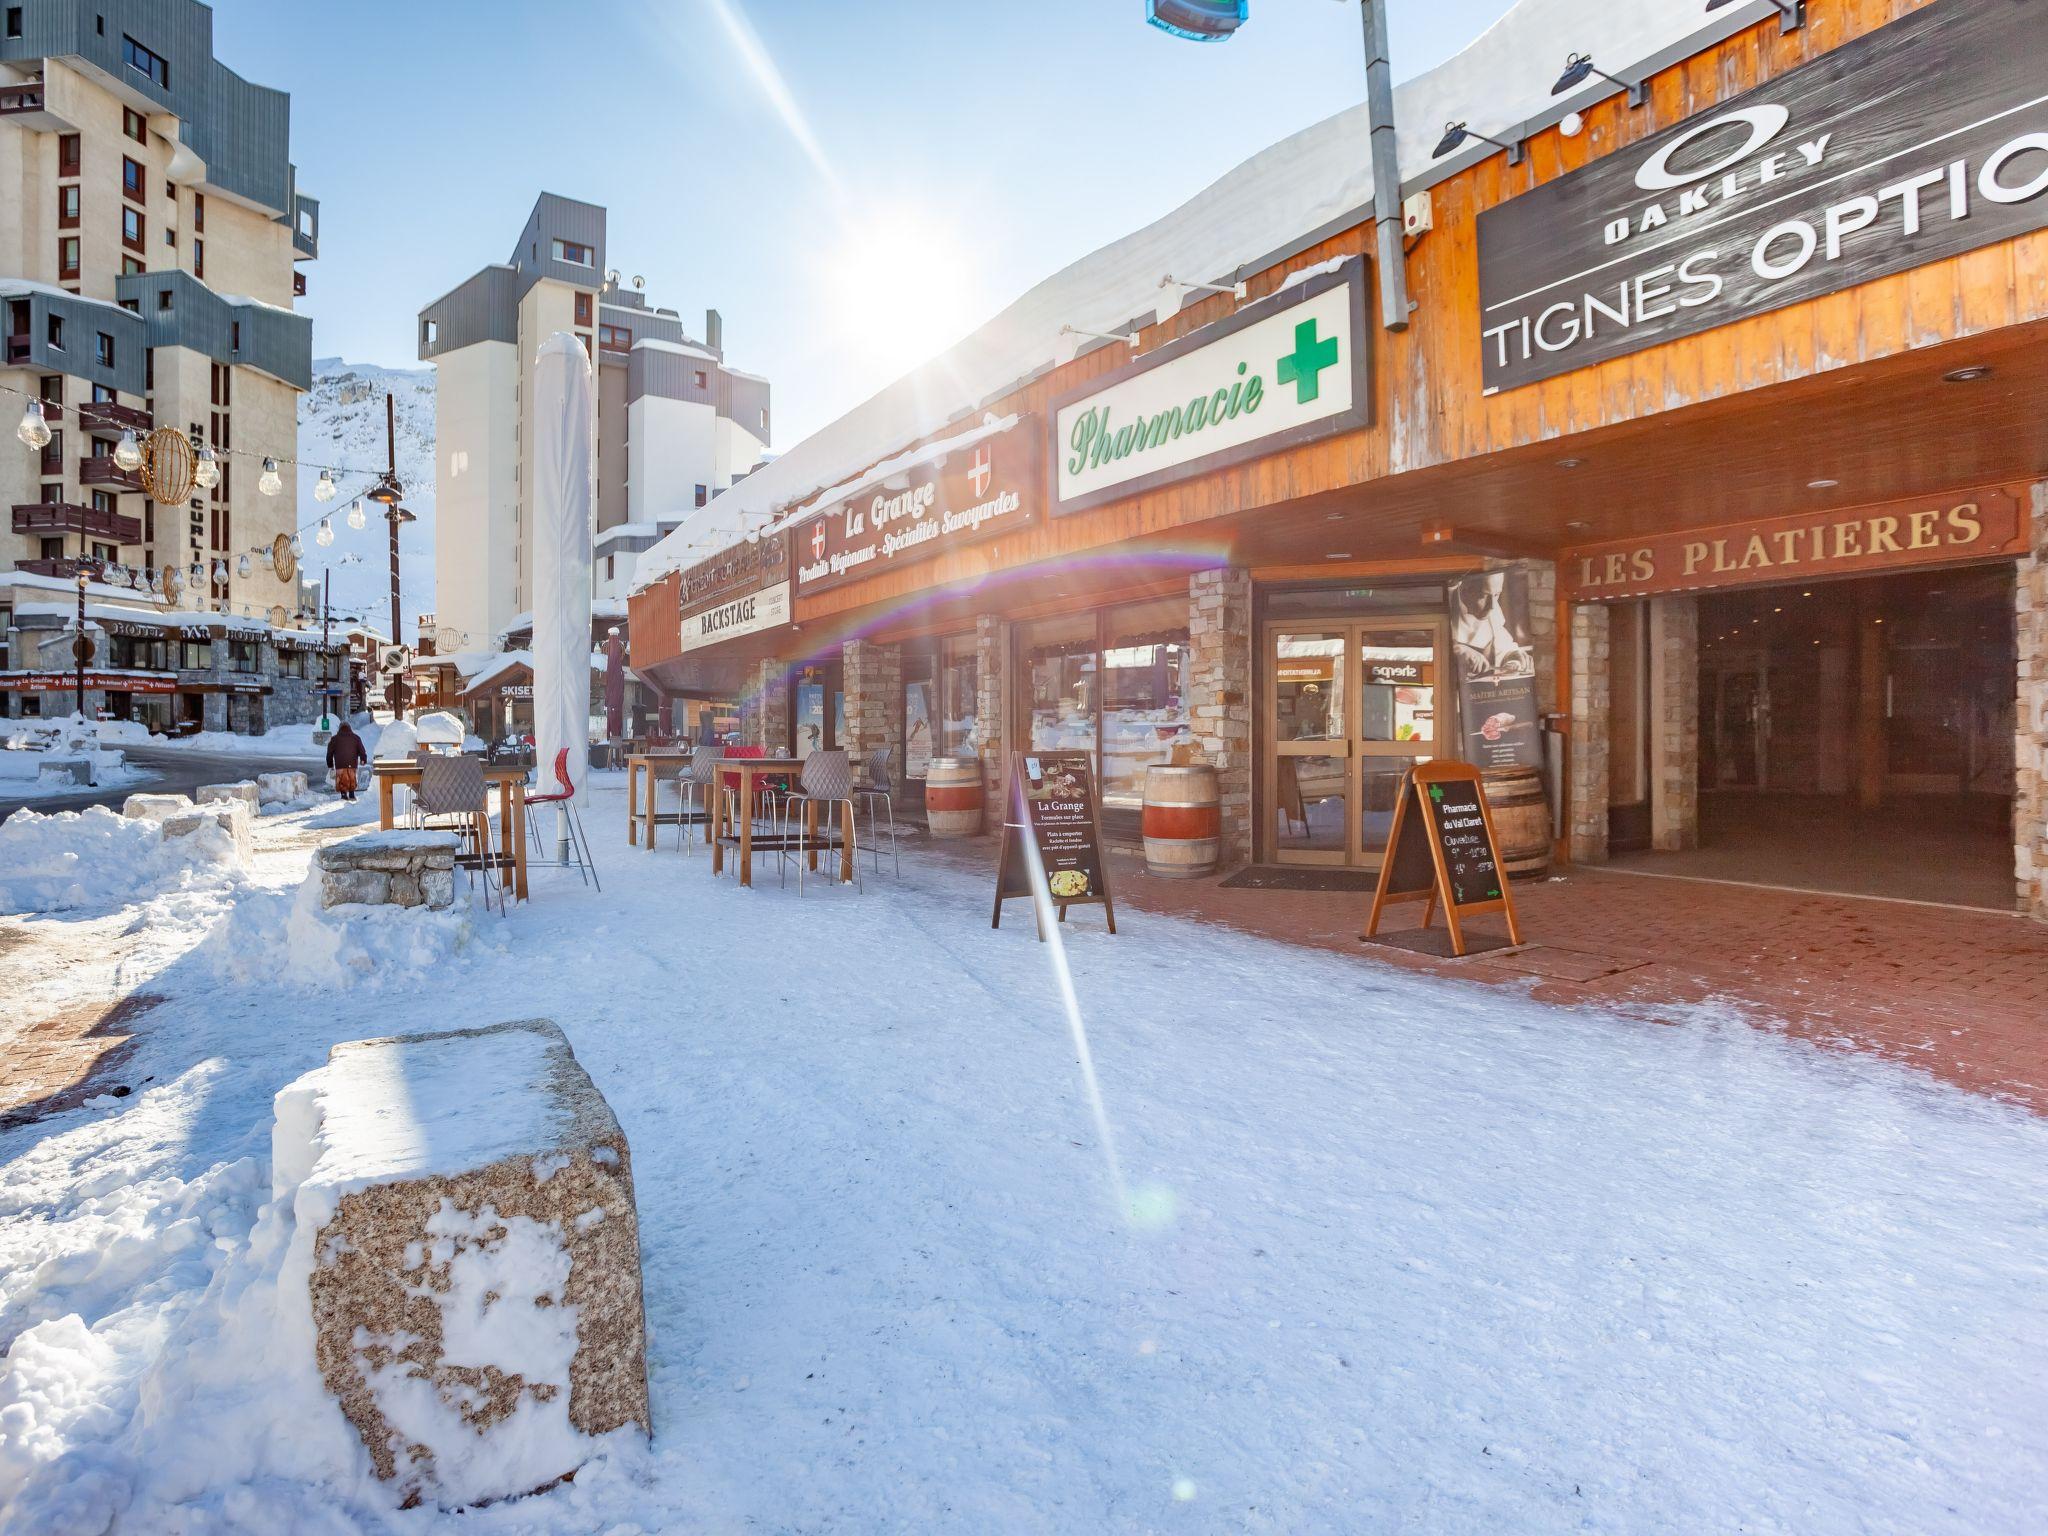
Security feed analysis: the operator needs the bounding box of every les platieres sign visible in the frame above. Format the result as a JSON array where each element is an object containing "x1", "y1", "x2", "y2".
[{"x1": 1052, "y1": 263, "x2": 1370, "y2": 515}]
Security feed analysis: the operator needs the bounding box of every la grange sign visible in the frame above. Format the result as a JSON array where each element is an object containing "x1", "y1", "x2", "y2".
[{"x1": 1477, "y1": 1, "x2": 2048, "y2": 392}]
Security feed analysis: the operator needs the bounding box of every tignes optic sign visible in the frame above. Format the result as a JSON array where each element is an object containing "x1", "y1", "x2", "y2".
[{"x1": 1477, "y1": 1, "x2": 2048, "y2": 393}]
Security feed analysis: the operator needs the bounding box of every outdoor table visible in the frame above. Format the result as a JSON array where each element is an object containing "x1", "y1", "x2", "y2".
[
  {"x1": 708, "y1": 756, "x2": 855, "y2": 888},
  {"x1": 372, "y1": 758, "x2": 530, "y2": 901},
  {"x1": 625, "y1": 750, "x2": 693, "y2": 850}
]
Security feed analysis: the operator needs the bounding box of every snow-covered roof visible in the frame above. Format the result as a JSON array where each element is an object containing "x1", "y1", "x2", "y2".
[
  {"x1": 635, "y1": 337, "x2": 720, "y2": 363},
  {"x1": 0, "y1": 278, "x2": 137, "y2": 318},
  {"x1": 635, "y1": 0, "x2": 1717, "y2": 593},
  {"x1": 795, "y1": 412, "x2": 1020, "y2": 523},
  {"x1": 496, "y1": 598, "x2": 628, "y2": 642},
  {"x1": 457, "y1": 648, "x2": 608, "y2": 695},
  {"x1": 11, "y1": 599, "x2": 341, "y2": 643}
]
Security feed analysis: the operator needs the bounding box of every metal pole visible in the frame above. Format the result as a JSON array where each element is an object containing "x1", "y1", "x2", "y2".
[
  {"x1": 320, "y1": 566, "x2": 333, "y2": 731},
  {"x1": 383, "y1": 392, "x2": 407, "y2": 721},
  {"x1": 74, "y1": 577, "x2": 85, "y2": 718},
  {"x1": 1358, "y1": 0, "x2": 1412, "y2": 332}
]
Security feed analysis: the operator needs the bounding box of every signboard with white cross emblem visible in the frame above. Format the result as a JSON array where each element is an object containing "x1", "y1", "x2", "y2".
[{"x1": 1050, "y1": 258, "x2": 1370, "y2": 516}]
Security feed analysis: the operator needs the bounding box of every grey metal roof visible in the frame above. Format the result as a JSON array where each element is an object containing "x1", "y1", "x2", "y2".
[
  {"x1": 117, "y1": 270, "x2": 312, "y2": 391},
  {"x1": 418, "y1": 265, "x2": 519, "y2": 361},
  {"x1": 1, "y1": 286, "x2": 146, "y2": 394}
]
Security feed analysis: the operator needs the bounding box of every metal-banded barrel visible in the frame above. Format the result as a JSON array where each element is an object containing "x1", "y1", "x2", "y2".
[
  {"x1": 925, "y1": 756, "x2": 984, "y2": 838},
  {"x1": 1482, "y1": 764, "x2": 1552, "y2": 880},
  {"x1": 1142, "y1": 761, "x2": 1220, "y2": 878}
]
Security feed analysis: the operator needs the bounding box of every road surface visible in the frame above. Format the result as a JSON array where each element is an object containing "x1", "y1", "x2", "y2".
[{"x1": 0, "y1": 744, "x2": 324, "y2": 821}]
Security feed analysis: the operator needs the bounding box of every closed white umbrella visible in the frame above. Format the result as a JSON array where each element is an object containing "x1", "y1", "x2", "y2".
[{"x1": 531, "y1": 333, "x2": 596, "y2": 861}]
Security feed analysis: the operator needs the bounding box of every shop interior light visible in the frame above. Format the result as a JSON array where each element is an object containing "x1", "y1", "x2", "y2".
[
  {"x1": 1705, "y1": 0, "x2": 1804, "y2": 34},
  {"x1": 1556, "y1": 456, "x2": 1585, "y2": 468},
  {"x1": 113, "y1": 428, "x2": 143, "y2": 471},
  {"x1": 1551, "y1": 52, "x2": 1646, "y2": 108},
  {"x1": 1941, "y1": 364, "x2": 1992, "y2": 382},
  {"x1": 1434, "y1": 121, "x2": 1525, "y2": 165},
  {"x1": 17, "y1": 398, "x2": 52, "y2": 450},
  {"x1": 258, "y1": 458, "x2": 282, "y2": 496}
]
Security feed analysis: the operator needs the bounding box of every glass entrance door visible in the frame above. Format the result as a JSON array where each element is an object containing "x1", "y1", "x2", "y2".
[{"x1": 1266, "y1": 618, "x2": 1444, "y2": 866}]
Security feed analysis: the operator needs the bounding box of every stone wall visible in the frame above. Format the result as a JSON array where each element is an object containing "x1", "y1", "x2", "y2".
[
  {"x1": 315, "y1": 830, "x2": 459, "y2": 909},
  {"x1": 2018, "y1": 481, "x2": 2047, "y2": 921},
  {"x1": 1567, "y1": 602, "x2": 1610, "y2": 864},
  {"x1": 1518, "y1": 560, "x2": 1560, "y2": 718},
  {"x1": 973, "y1": 615, "x2": 1008, "y2": 813},
  {"x1": 1649, "y1": 596, "x2": 1700, "y2": 852},
  {"x1": 1188, "y1": 567, "x2": 1253, "y2": 867},
  {"x1": 842, "y1": 638, "x2": 902, "y2": 789},
  {"x1": 739, "y1": 658, "x2": 789, "y2": 752}
]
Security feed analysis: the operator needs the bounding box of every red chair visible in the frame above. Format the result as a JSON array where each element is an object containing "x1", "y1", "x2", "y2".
[
  {"x1": 523, "y1": 747, "x2": 600, "y2": 890},
  {"x1": 719, "y1": 744, "x2": 786, "y2": 833}
]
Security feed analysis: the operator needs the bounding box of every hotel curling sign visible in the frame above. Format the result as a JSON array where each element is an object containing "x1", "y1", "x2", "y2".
[{"x1": 1477, "y1": 0, "x2": 2048, "y2": 392}]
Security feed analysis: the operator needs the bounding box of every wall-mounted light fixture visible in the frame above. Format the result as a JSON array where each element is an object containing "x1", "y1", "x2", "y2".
[{"x1": 1434, "y1": 120, "x2": 1524, "y2": 166}]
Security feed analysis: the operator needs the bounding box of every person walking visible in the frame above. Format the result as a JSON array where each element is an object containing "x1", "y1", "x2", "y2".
[{"x1": 327, "y1": 720, "x2": 370, "y2": 803}]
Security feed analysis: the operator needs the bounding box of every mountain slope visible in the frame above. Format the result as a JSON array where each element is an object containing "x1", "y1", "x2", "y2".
[{"x1": 296, "y1": 358, "x2": 435, "y2": 642}]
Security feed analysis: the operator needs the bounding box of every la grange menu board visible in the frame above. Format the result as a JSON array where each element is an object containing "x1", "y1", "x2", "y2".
[
  {"x1": 1365, "y1": 761, "x2": 1522, "y2": 957},
  {"x1": 992, "y1": 751, "x2": 1117, "y2": 936}
]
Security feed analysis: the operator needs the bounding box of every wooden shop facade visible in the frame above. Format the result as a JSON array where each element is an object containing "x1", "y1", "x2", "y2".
[{"x1": 628, "y1": 0, "x2": 2048, "y2": 919}]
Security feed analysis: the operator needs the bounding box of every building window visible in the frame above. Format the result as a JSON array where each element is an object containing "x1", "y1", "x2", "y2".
[
  {"x1": 574, "y1": 292, "x2": 592, "y2": 325},
  {"x1": 58, "y1": 184, "x2": 78, "y2": 228},
  {"x1": 193, "y1": 192, "x2": 204, "y2": 231},
  {"x1": 693, "y1": 369, "x2": 708, "y2": 389},
  {"x1": 157, "y1": 289, "x2": 172, "y2": 312},
  {"x1": 123, "y1": 106, "x2": 147, "y2": 143},
  {"x1": 96, "y1": 332, "x2": 114, "y2": 368},
  {"x1": 123, "y1": 207, "x2": 144, "y2": 252},
  {"x1": 599, "y1": 323, "x2": 630, "y2": 351},
  {"x1": 760, "y1": 408, "x2": 768, "y2": 431},
  {"x1": 229, "y1": 637, "x2": 259, "y2": 674},
  {"x1": 121, "y1": 256, "x2": 144, "y2": 276},
  {"x1": 553, "y1": 239, "x2": 593, "y2": 267},
  {"x1": 39, "y1": 374, "x2": 61, "y2": 406},
  {"x1": 421, "y1": 318, "x2": 437, "y2": 347},
  {"x1": 122, "y1": 155, "x2": 144, "y2": 199},
  {"x1": 694, "y1": 484, "x2": 708, "y2": 508},
  {"x1": 163, "y1": 225, "x2": 176, "y2": 247},
  {"x1": 230, "y1": 321, "x2": 240, "y2": 352},
  {"x1": 123, "y1": 36, "x2": 169, "y2": 89},
  {"x1": 91, "y1": 491, "x2": 114, "y2": 517},
  {"x1": 45, "y1": 313, "x2": 63, "y2": 349},
  {"x1": 605, "y1": 555, "x2": 615, "y2": 580},
  {"x1": 58, "y1": 133, "x2": 80, "y2": 175},
  {"x1": 179, "y1": 637, "x2": 210, "y2": 669},
  {"x1": 193, "y1": 238, "x2": 203, "y2": 277},
  {"x1": 58, "y1": 236, "x2": 79, "y2": 280},
  {"x1": 4, "y1": 9, "x2": 20, "y2": 39}
]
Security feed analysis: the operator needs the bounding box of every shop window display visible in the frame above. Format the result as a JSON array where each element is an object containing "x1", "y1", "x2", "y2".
[{"x1": 1101, "y1": 597, "x2": 1191, "y2": 809}]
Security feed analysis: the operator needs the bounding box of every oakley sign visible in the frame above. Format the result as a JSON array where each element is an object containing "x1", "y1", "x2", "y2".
[{"x1": 1476, "y1": 1, "x2": 2048, "y2": 392}]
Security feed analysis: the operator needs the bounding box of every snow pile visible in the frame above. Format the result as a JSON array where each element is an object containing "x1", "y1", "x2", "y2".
[
  {"x1": 95, "y1": 717, "x2": 386, "y2": 762},
  {"x1": 195, "y1": 865, "x2": 493, "y2": 992},
  {"x1": 0, "y1": 806, "x2": 240, "y2": 915},
  {"x1": 0, "y1": 720, "x2": 147, "y2": 801}
]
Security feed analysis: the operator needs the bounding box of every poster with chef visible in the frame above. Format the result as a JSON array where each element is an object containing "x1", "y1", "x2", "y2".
[{"x1": 1450, "y1": 568, "x2": 1542, "y2": 773}]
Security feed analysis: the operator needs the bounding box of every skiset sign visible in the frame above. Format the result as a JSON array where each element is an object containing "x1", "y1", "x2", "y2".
[
  {"x1": 1051, "y1": 261, "x2": 1370, "y2": 515},
  {"x1": 1476, "y1": 1, "x2": 2048, "y2": 392}
]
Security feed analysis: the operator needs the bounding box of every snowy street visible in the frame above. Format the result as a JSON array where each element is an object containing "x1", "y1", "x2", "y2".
[{"x1": 1, "y1": 783, "x2": 2043, "y2": 1534}]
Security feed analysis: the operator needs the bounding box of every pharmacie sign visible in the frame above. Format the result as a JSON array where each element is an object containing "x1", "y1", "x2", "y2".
[
  {"x1": 794, "y1": 418, "x2": 1042, "y2": 596},
  {"x1": 1477, "y1": 0, "x2": 2048, "y2": 393},
  {"x1": 1052, "y1": 261, "x2": 1370, "y2": 515},
  {"x1": 679, "y1": 580, "x2": 791, "y2": 653}
]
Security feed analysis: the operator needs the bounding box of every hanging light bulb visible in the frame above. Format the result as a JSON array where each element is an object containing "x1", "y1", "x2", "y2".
[
  {"x1": 316, "y1": 518, "x2": 334, "y2": 548},
  {"x1": 237, "y1": 552, "x2": 253, "y2": 579},
  {"x1": 346, "y1": 498, "x2": 367, "y2": 530},
  {"x1": 188, "y1": 561, "x2": 204, "y2": 587},
  {"x1": 212, "y1": 560, "x2": 228, "y2": 584},
  {"x1": 193, "y1": 444, "x2": 220, "y2": 490},
  {"x1": 290, "y1": 533, "x2": 304, "y2": 559},
  {"x1": 313, "y1": 468, "x2": 337, "y2": 502},
  {"x1": 113, "y1": 428, "x2": 143, "y2": 471},
  {"x1": 141, "y1": 566, "x2": 156, "y2": 591},
  {"x1": 259, "y1": 457, "x2": 282, "y2": 496},
  {"x1": 17, "y1": 398, "x2": 52, "y2": 450}
]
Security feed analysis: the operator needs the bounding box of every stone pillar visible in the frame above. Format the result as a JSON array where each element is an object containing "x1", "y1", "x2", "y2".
[
  {"x1": 972, "y1": 616, "x2": 1008, "y2": 813},
  {"x1": 842, "y1": 639, "x2": 902, "y2": 785},
  {"x1": 740, "y1": 658, "x2": 788, "y2": 752},
  {"x1": 2017, "y1": 481, "x2": 2047, "y2": 921},
  {"x1": 1567, "y1": 602, "x2": 1610, "y2": 864},
  {"x1": 1518, "y1": 560, "x2": 1560, "y2": 718},
  {"x1": 1188, "y1": 567, "x2": 1254, "y2": 868},
  {"x1": 1649, "y1": 596, "x2": 1700, "y2": 852}
]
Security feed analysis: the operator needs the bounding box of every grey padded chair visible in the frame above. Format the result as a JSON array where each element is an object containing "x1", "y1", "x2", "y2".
[
  {"x1": 680, "y1": 744, "x2": 725, "y2": 857},
  {"x1": 852, "y1": 747, "x2": 900, "y2": 876},
  {"x1": 778, "y1": 749, "x2": 860, "y2": 893},
  {"x1": 415, "y1": 753, "x2": 505, "y2": 914}
]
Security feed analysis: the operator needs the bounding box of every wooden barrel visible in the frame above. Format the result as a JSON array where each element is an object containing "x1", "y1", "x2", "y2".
[
  {"x1": 925, "y1": 756, "x2": 984, "y2": 837},
  {"x1": 1482, "y1": 765, "x2": 1552, "y2": 880},
  {"x1": 1142, "y1": 762, "x2": 1220, "y2": 879}
]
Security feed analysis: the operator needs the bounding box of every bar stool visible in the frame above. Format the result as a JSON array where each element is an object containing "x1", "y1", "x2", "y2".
[
  {"x1": 678, "y1": 744, "x2": 724, "y2": 857},
  {"x1": 778, "y1": 749, "x2": 860, "y2": 894},
  {"x1": 852, "y1": 747, "x2": 899, "y2": 876},
  {"x1": 524, "y1": 747, "x2": 599, "y2": 890},
  {"x1": 415, "y1": 753, "x2": 506, "y2": 915}
]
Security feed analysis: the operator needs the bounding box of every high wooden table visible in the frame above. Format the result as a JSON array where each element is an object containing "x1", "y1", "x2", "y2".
[
  {"x1": 625, "y1": 750, "x2": 693, "y2": 851},
  {"x1": 708, "y1": 756, "x2": 856, "y2": 888},
  {"x1": 373, "y1": 759, "x2": 530, "y2": 901}
]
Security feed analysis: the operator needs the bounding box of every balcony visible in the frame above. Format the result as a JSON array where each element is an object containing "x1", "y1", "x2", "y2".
[
  {"x1": 75, "y1": 400, "x2": 151, "y2": 436},
  {"x1": 14, "y1": 557, "x2": 96, "y2": 581},
  {"x1": 5, "y1": 332, "x2": 28, "y2": 364},
  {"x1": 0, "y1": 81, "x2": 72, "y2": 133},
  {"x1": 79, "y1": 455, "x2": 145, "y2": 492},
  {"x1": 13, "y1": 502, "x2": 144, "y2": 544}
]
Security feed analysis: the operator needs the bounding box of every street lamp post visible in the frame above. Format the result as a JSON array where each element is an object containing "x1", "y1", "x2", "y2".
[{"x1": 72, "y1": 567, "x2": 91, "y2": 719}]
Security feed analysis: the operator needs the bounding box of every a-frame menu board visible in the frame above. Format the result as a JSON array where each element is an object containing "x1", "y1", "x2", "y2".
[
  {"x1": 993, "y1": 751, "x2": 1117, "y2": 938},
  {"x1": 1363, "y1": 760, "x2": 1523, "y2": 957}
]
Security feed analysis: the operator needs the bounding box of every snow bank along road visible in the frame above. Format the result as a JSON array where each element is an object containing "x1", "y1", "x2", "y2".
[{"x1": 1, "y1": 781, "x2": 2043, "y2": 1533}]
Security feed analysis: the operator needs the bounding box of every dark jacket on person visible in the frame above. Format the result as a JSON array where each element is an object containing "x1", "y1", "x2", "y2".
[{"x1": 326, "y1": 725, "x2": 369, "y2": 771}]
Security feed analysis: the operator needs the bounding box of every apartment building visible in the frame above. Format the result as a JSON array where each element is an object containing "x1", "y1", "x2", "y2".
[
  {"x1": 418, "y1": 192, "x2": 769, "y2": 653},
  {"x1": 0, "y1": 0, "x2": 317, "y2": 621}
]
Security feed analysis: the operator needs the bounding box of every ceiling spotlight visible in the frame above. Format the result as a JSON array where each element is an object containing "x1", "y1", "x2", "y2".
[
  {"x1": 1705, "y1": 0, "x2": 1805, "y2": 34},
  {"x1": 1556, "y1": 456, "x2": 1585, "y2": 469},
  {"x1": 1552, "y1": 52, "x2": 1645, "y2": 108},
  {"x1": 1565, "y1": 519, "x2": 1592, "y2": 531},
  {"x1": 1941, "y1": 364, "x2": 1992, "y2": 383},
  {"x1": 1434, "y1": 121, "x2": 1525, "y2": 165},
  {"x1": 258, "y1": 457, "x2": 282, "y2": 496},
  {"x1": 1325, "y1": 552, "x2": 1354, "y2": 561},
  {"x1": 1807, "y1": 477, "x2": 1839, "y2": 489}
]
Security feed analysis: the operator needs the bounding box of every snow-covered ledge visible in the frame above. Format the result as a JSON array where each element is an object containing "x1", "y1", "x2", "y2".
[{"x1": 277, "y1": 1019, "x2": 650, "y2": 1509}]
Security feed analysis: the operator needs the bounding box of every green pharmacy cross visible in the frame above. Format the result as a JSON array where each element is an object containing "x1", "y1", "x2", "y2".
[{"x1": 1276, "y1": 319, "x2": 1339, "y2": 405}]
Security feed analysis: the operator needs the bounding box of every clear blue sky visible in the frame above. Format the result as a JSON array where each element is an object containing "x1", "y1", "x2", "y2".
[{"x1": 213, "y1": 0, "x2": 1513, "y2": 449}]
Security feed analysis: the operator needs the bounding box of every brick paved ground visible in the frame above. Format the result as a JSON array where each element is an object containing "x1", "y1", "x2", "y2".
[{"x1": 1091, "y1": 851, "x2": 2048, "y2": 1113}]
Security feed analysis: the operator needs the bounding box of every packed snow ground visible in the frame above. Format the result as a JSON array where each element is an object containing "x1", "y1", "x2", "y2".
[{"x1": 0, "y1": 782, "x2": 2044, "y2": 1533}]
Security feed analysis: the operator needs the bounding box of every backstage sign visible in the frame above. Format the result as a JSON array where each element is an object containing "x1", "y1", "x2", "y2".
[
  {"x1": 795, "y1": 418, "x2": 1043, "y2": 596},
  {"x1": 1052, "y1": 261, "x2": 1370, "y2": 515},
  {"x1": 1476, "y1": 0, "x2": 2048, "y2": 393},
  {"x1": 679, "y1": 581, "x2": 792, "y2": 653}
]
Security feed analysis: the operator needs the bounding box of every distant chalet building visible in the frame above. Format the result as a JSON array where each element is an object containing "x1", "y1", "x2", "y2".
[
  {"x1": 417, "y1": 192, "x2": 771, "y2": 658},
  {"x1": 0, "y1": 0, "x2": 319, "y2": 622}
]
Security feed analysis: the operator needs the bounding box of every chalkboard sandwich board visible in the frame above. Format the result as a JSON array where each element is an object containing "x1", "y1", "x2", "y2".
[
  {"x1": 1363, "y1": 760, "x2": 1523, "y2": 958},
  {"x1": 993, "y1": 751, "x2": 1118, "y2": 938}
]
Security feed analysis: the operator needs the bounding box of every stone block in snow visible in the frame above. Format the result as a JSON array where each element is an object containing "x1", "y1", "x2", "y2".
[
  {"x1": 197, "y1": 780, "x2": 261, "y2": 811},
  {"x1": 36, "y1": 758, "x2": 92, "y2": 787},
  {"x1": 315, "y1": 829, "x2": 459, "y2": 909},
  {"x1": 277, "y1": 1019, "x2": 649, "y2": 1509},
  {"x1": 257, "y1": 770, "x2": 310, "y2": 804},
  {"x1": 162, "y1": 801, "x2": 251, "y2": 864},
  {"x1": 123, "y1": 791, "x2": 194, "y2": 821}
]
